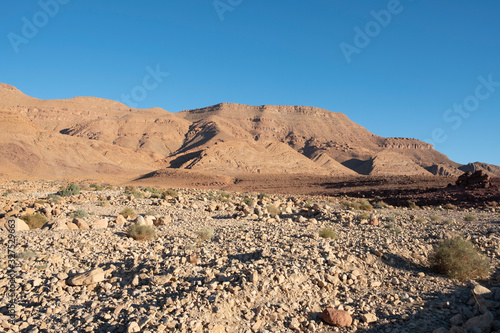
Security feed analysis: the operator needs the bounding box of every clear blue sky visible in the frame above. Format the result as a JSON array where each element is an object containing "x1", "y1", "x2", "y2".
[{"x1": 2, "y1": 0, "x2": 499, "y2": 166}]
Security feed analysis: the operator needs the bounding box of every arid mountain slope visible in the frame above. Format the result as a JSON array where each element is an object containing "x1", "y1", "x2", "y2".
[{"x1": 0, "y1": 83, "x2": 494, "y2": 180}]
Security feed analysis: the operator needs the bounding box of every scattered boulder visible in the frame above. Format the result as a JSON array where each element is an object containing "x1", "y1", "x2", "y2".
[
  {"x1": 67, "y1": 267, "x2": 107, "y2": 286},
  {"x1": 456, "y1": 171, "x2": 491, "y2": 188},
  {"x1": 91, "y1": 218, "x2": 108, "y2": 229},
  {"x1": 115, "y1": 215, "x2": 127, "y2": 224},
  {"x1": 12, "y1": 218, "x2": 30, "y2": 231},
  {"x1": 321, "y1": 308, "x2": 352, "y2": 327}
]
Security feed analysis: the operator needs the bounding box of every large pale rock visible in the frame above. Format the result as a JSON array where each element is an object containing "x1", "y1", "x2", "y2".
[
  {"x1": 135, "y1": 216, "x2": 146, "y2": 226},
  {"x1": 91, "y1": 218, "x2": 108, "y2": 229},
  {"x1": 67, "y1": 268, "x2": 106, "y2": 286},
  {"x1": 361, "y1": 313, "x2": 378, "y2": 323},
  {"x1": 321, "y1": 308, "x2": 352, "y2": 327},
  {"x1": 115, "y1": 215, "x2": 127, "y2": 224},
  {"x1": 12, "y1": 218, "x2": 30, "y2": 231},
  {"x1": 144, "y1": 215, "x2": 155, "y2": 226},
  {"x1": 74, "y1": 218, "x2": 89, "y2": 230}
]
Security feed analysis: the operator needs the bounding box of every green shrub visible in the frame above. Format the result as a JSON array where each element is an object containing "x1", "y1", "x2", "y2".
[
  {"x1": 144, "y1": 187, "x2": 159, "y2": 194},
  {"x1": 72, "y1": 209, "x2": 88, "y2": 219},
  {"x1": 341, "y1": 199, "x2": 373, "y2": 211},
  {"x1": 242, "y1": 197, "x2": 255, "y2": 206},
  {"x1": 20, "y1": 213, "x2": 47, "y2": 229},
  {"x1": 162, "y1": 189, "x2": 178, "y2": 199},
  {"x1": 145, "y1": 209, "x2": 158, "y2": 217},
  {"x1": 90, "y1": 183, "x2": 104, "y2": 191},
  {"x1": 124, "y1": 185, "x2": 136, "y2": 192},
  {"x1": 266, "y1": 204, "x2": 280, "y2": 217},
  {"x1": 430, "y1": 215, "x2": 441, "y2": 222},
  {"x1": 16, "y1": 250, "x2": 37, "y2": 260},
  {"x1": 407, "y1": 200, "x2": 418, "y2": 209},
  {"x1": 359, "y1": 212, "x2": 370, "y2": 220},
  {"x1": 464, "y1": 215, "x2": 477, "y2": 222},
  {"x1": 387, "y1": 216, "x2": 396, "y2": 223},
  {"x1": 443, "y1": 203, "x2": 457, "y2": 210},
  {"x1": 318, "y1": 227, "x2": 337, "y2": 239},
  {"x1": 197, "y1": 228, "x2": 214, "y2": 242},
  {"x1": 415, "y1": 217, "x2": 426, "y2": 223},
  {"x1": 385, "y1": 223, "x2": 401, "y2": 234},
  {"x1": 120, "y1": 207, "x2": 136, "y2": 219},
  {"x1": 430, "y1": 237, "x2": 490, "y2": 281},
  {"x1": 258, "y1": 193, "x2": 269, "y2": 200},
  {"x1": 127, "y1": 224, "x2": 156, "y2": 241},
  {"x1": 46, "y1": 194, "x2": 61, "y2": 203},
  {"x1": 58, "y1": 183, "x2": 80, "y2": 197}
]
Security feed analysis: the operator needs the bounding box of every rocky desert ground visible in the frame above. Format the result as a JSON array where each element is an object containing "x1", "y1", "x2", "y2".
[{"x1": 1, "y1": 179, "x2": 500, "y2": 333}]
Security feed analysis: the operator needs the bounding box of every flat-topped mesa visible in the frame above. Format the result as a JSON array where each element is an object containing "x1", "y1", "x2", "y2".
[{"x1": 381, "y1": 137, "x2": 433, "y2": 150}]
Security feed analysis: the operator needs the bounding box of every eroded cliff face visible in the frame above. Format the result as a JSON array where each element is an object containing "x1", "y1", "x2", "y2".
[{"x1": 0, "y1": 83, "x2": 488, "y2": 179}]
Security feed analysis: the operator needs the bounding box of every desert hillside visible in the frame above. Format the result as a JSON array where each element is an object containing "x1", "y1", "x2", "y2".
[{"x1": 0, "y1": 83, "x2": 498, "y2": 181}]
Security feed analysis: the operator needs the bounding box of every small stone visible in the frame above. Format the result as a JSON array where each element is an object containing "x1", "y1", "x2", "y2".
[
  {"x1": 210, "y1": 324, "x2": 226, "y2": 333},
  {"x1": 321, "y1": 308, "x2": 352, "y2": 327},
  {"x1": 391, "y1": 277, "x2": 400, "y2": 285},
  {"x1": 127, "y1": 321, "x2": 140, "y2": 333},
  {"x1": 144, "y1": 215, "x2": 155, "y2": 226},
  {"x1": 289, "y1": 317, "x2": 301, "y2": 330},
  {"x1": 115, "y1": 215, "x2": 127, "y2": 224},
  {"x1": 450, "y1": 313, "x2": 464, "y2": 326},
  {"x1": 361, "y1": 313, "x2": 378, "y2": 324}
]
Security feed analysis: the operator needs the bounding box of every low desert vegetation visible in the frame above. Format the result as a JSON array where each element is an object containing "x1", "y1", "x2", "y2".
[
  {"x1": 20, "y1": 213, "x2": 47, "y2": 229},
  {"x1": 242, "y1": 197, "x2": 255, "y2": 207},
  {"x1": 257, "y1": 193, "x2": 270, "y2": 200},
  {"x1": 120, "y1": 207, "x2": 136, "y2": 219},
  {"x1": 16, "y1": 249, "x2": 37, "y2": 260},
  {"x1": 464, "y1": 215, "x2": 477, "y2": 222},
  {"x1": 407, "y1": 200, "x2": 418, "y2": 209},
  {"x1": 57, "y1": 183, "x2": 80, "y2": 197},
  {"x1": 46, "y1": 194, "x2": 61, "y2": 203},
  {"x1": 359, "y1": 212, "x2": 370, "y2": 220},
  {"x1": 430, "y1": 215, "x2": 441, "y2": 223},
  {"x1": 127, "y1": 224, "x2": 156, "y2": 241},
  {"x1": 89, "y1": 183, "x2": 104, "y2": 191},
  {"x1": 387, "y1": 216, "x2": 396, "y2": 223},
  {"x1": 443, "y1": 203, "x2": 458, "y2": 210},
  {"x1": 145, "y1": 209, "x2": 158, "y2": 217},
  {"x1": 341, "y1": 199, "x2": 373, "y2": 211},
  {"x1": 385, "y1": 223, "x2": 401, "y2": 234},
  {"x1": 266, "y1": 204, "x2": 280, "y2": 217},
  {"x1": 430, "y1": 237, "x2": 490, "y2": 281},
  {"x1": 318, "y1": 227, "x2": 337, "y2": 239},
  {"x1": 415, "y1": 217, "x2": 426, "y2": 223},
  {"x1": 162, "y1": 189, "x2": 178, "y2": 199},
  {"x1": 197, "y1": 227, "x2": 214, "y2": 242},
  {"x1": 72, "y1": 209, "x2": 88, "y2": 219}
]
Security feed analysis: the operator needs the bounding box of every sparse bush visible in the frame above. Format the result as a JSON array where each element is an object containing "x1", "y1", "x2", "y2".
[
  {"x1": 407, "y1": 200, "x2": 418, "y2": 209},
  {"x1": 127, "y1": 224, "x2": 156, "y2": 241},
  {"x1": 72, "y1": 209, "x2": 88, "y2": 219},
  {"x1": 258, "y1": 193, "x2": 269, "y2": 200},
  {"x1": 97, "y1": 200, "x2": 111, "y2": 207},
  {"x1": 387, "y1": 216, "x2": 396, "y2": 223},
  {"x1": 124, "y1": 185, "x2": 136, "y2": 192},
  {"x1": 120, "y1": 207, "x2": 136, "y2": 219},
  {"x1": 144, "y1": 187, "x2": 159, "y2": 194},
  {"x1": 359, "y1": 212, "x2": 370, "y2": 220},
  {"x1": 430, "y1": 237, "x2": 490, "y2": 281},
  {"x1": 415, "y1": 217, "x2": 426, "y2": 223},
  {"x1": 20, "y1": 213, "x2": 47, "y2": 229},
  {"x1": 443, "y1": 203, "x2": 457, "y2": 210},
  {"x1": 46, "y1": 194, "x2": 61, "y2": 203},
  {"x1": 197, "y1": 228, "x2": 214, "y2": 242},
  {"x1": 443, "y1": 219, "x2": 454, "y2": 225},
  {"x1": 242, "y1": 197, "x2": 255, "y2": 206},
  {"x1": 266, "y1": 204, "x2": 280, "y2": 217},
  {"x1": 58, "y1": 183, "x2": 80, "y2": 197},
  {"x1": 90, "y1": 183, "x2": 104, "y2": 191},
  {"x1": 430, "y1": 215, "x2": 441, "y2": 222},
  {"x1": 162, "y1": 189, "x2": 178, "y2": 199},
  {"x1": 341, "y1": 199, "x2": 373, "y2": 211},
  {"x1": 385, "y1": 223, "x2": 401, "y2": 234},
  {"x1": 464, "y1": 215, "x2": 477, "y2": 222},
  {"x1": 319, "y1": 227, "x2": 337, "y2": 239},
  {"x1": 146, "y1": 209, "x2": 158, "y2": 217},
  {"x1": 16, "y1": 250, "x2": 37, "y2": 260}
]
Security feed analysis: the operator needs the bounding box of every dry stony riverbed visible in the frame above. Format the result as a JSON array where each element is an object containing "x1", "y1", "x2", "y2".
[{"x1": 0, "y1": 180, "x2": 499, "y2": 333}]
